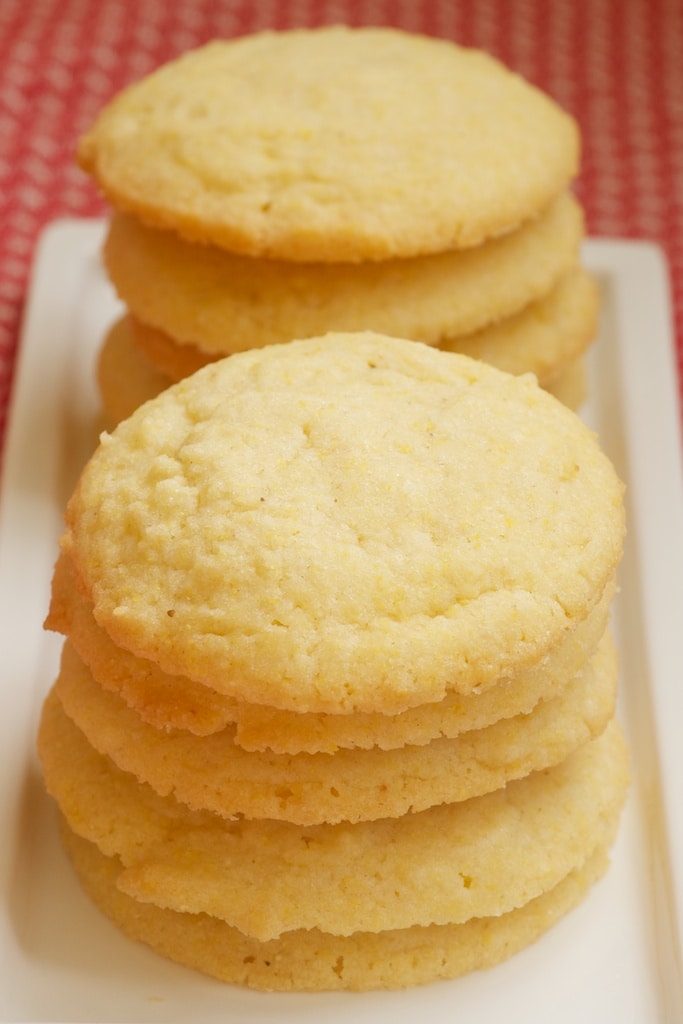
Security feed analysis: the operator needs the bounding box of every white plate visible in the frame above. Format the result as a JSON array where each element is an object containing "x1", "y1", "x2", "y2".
[{"x1": 0, "y1": 221, "x2": 682, "y2": 1023}]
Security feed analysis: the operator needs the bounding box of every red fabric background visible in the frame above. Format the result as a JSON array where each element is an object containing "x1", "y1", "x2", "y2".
[{"x1": 1, "y1": 0, "x2": 682, "y2": 462}]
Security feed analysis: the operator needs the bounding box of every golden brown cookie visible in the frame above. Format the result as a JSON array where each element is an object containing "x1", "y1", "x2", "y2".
[
  {"x1": 51, "y1": 632, "x2": 617, "y2": 825},
  {"x1": 123, "y1": 259, "x2": 595, "y2": 382},
  {"x1": 103, "y1": 192, "x2": 584, "y2": 355},
  {"x1": 62, "y1": 334, "x2": 625, "y2": 715},
  {"x1": 439, "y1": 268, "x2": 599, "y2": 384},
  {"x1": 46, "y1": 549, "x2": 614, "y2": 750},
  {"x1": 39, "y1": 692, "x2": 628, "y2": 940},
  {"x1": 544, "y1": 355, "x2": 588, "y2": 410},
  {"x1": 96, "y1": 315, "x2": 171, "y2": 426},
  {"x1": 97, "y1": 264, "x2": 595, "y2": 427},
  {"x1": 60, "y1": 819, "x2": 614, "y2": 992},
  {"x1": 78, "y1": 28, "x2": 580, "y2": 261}
]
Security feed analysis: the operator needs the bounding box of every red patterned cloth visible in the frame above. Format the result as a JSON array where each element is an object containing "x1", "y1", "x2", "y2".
[{"x1": 1, "y1": 0, "x2": 682, "y2": 460}]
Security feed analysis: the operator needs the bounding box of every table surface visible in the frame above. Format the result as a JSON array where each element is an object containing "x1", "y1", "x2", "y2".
[{"x1": 1, "y1": 0, "x2": 682, "y2": 469}]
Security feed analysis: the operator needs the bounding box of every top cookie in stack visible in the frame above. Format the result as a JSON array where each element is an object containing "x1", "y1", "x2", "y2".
[{"x1": 75, "y1": 27, "x2": 599, "y2": 423}]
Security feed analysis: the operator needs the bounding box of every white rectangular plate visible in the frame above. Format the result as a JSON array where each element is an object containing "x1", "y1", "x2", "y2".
[{"x1": 0, "y1": 221, "x2": 682, "y2": 1023}]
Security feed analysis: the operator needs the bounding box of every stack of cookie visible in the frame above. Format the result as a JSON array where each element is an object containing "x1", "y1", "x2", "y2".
[
  {"x1": 39, "y1": 333, "x2": 628, "y2": 991},
  {"x1": 75, "y1": 27, "x2": 599, "y2": 425}
]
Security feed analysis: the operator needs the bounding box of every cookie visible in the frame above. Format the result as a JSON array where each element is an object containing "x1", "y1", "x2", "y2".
[
  {"x1": 103, "y1": 192, "x2": 584, "y2": 356},
  {"x1": 47, "y1": 549, "x2": 614, "y2": 750},
  {"x1": 62, "y1": 333, "x2": 625, "y2": 715},
  {"x1": 126, "y1": 314, "x2": 209, "y2": 381},
  {"x1": 439, "y1": 268, "x2": 599, "y2": 384},
  {"x1": 96, "y1": 315, "x2": 170, "y2": 426},
  {"x1": 60, "y1": 819, "x2": 613, "y2": 992},
  {"x1": 96, "y1": 322, "x2": 590, "y2": 431},
  {"x1": 121, "y1": 258, "x2": 594, "y2": 384},
  {"x1": 98, "y1": 262, "x2": 596, "y2": 428},
  {"x1": 38, "y1": 693, "x2": 628, "y2": 939},
  {"x1": 543, "y1": 355, "x2": 588, "y2": 410},
  {"x1": 51, "y1": 631, "x2": 617, "y2": 825},
  {"x1": 77, "y1": 28, "x2": 579, "y2": 261}
]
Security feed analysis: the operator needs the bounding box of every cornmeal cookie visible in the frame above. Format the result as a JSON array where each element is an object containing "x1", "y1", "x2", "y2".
[
  {"x1": 38, "y1": 695, "x2": 628, "y2": 940},
  {"x1": 51, "y1": 632, "x2": 617, "y2": 824},
  {"x1": 439, "y1": 268, "x2": 599, "y2": 385},
  {"x1": 543, "y1": 355, "x2": 588, "y2": 410},
  {"x1": 121, "y1": 260, "x2": 595, "y2": 384},
  {"x1": 47, "y1": 550, "x2": 614, "y2": 750},
  {"x1": 126, "y1": 314, "x2": 208, "y2": 381},
  {"x1": 96, "y1": 322, "x2": 590, "y2": 429},
  {"x1": 77, "y1": 28, "x2": 579, "y2": 260},
  {"x1": 103, "y1": 192, "x2": 584, "y2": 355},
  {"x1": 96, "y1": 315, "x2": 169, "y2": 426},
  {"x1": 45, "y1": 26, "x2": 622, "y2": 993},
  {"x1": 62, "y1": 334, "x2": 624, "y2": 715},
  {"x1": 97, "y1": 263, "x2": 596, "y2": 428},
  {"x1": 60, "y1": 821, "x2": 612, "y2": 992}
]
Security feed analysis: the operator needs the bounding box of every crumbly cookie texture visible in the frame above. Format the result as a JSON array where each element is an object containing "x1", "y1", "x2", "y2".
[
  {"x1": 60, "y1": 820, "x2": 613, "y2": 992},
  {"x1": 78, "y1": 27, "x2": 579, "y2": 261},
  {"x1": 47, "y1": 550, "x2": 614, "y2": 749},
  {"x1": 97, "y1": 316, "x2": 591, "y2": 428},
  {"x1": 124, "y1": 259, "x2": 594, "y2": 387},
  {"x1": 40, "y1": 693, "x2": 628, "y2": 941},
  {"x1": 51, "y1": 632, "x2": 617, "y2": 825},
  {"x1": 103, "y1": 191, "x2": 584, "y2": 353},
  {"x1": 97, "y1": 263, "x2": 596, "y2": 427},
  {"x1": 63, "y1": 333, "x2": 624, "y2": 714}
]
